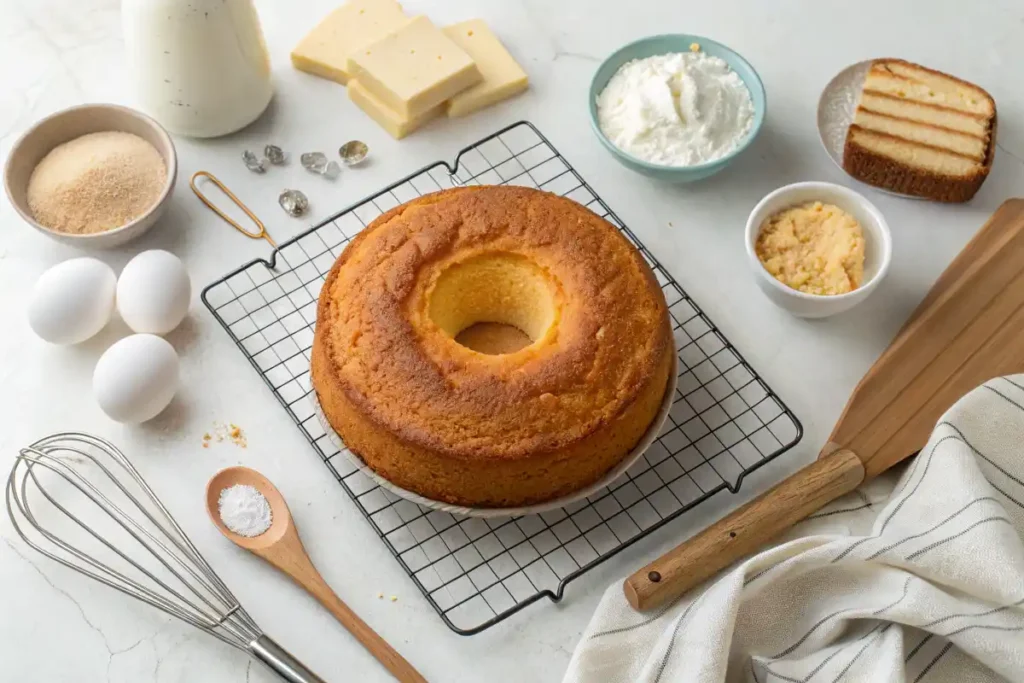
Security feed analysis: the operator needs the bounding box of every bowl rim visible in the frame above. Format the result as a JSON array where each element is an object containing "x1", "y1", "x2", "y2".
[
  {"x1": 744, "y1": 181, "x2": 892, "y2": 302},
  {"x1": 588, "y1": 33, "x2": 766, "y2": 172},
  {"x1": 3, "y1": 102, "x2": 178, "y2": 242}
]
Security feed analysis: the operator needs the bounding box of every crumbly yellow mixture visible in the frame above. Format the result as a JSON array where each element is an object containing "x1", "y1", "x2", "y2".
[{"x1": 755, "y1": 202, "x2": 865, "y2": 296}]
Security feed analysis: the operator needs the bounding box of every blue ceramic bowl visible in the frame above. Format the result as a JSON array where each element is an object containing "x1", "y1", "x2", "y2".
[{"x1": 589, "y1": 34, "x2": 766, "y2": 182}]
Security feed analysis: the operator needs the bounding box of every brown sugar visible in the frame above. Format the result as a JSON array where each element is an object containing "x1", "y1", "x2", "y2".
[{"x1": 27, "y1": 131, "x2": 166, "y2": 235}]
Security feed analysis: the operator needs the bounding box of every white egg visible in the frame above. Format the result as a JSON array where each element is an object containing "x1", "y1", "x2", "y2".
[
  {"x1": 28, "y1": 258, "x2": 117, "y2": 344},
  {"x1": 116, "y1": 250, "x2": 192, "y2": 335},
  {"x1": 93, "y1": 334, "x2": 180, "y2": 423}
]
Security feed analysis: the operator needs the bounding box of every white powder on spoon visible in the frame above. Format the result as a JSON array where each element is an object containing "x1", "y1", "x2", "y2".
[{"x1": 218, "y1": 484, "x2": 272, "y2": 537}]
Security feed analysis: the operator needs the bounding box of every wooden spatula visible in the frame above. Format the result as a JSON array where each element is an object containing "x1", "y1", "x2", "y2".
[{"x1": 624, "y1": 198, "x2": 1024, "y2": 612}]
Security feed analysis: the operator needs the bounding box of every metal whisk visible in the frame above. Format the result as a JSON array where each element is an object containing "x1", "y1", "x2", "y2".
[{"x1": 5, "y1": 432, "x2": 326, "y2": 683}]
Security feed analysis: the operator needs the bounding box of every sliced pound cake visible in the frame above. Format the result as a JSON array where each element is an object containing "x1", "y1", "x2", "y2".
[{"x1": 843, "y1": 59, "x2": 996, "y2": 203}]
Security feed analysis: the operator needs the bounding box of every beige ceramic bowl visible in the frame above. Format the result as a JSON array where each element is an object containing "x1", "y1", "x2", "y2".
[{"x1": 4, "y1": 103, "x2": 177, "y2": 249}]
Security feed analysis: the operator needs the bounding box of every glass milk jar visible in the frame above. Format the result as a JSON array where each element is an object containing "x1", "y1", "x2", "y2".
[{"x1": 122, "y1": 0, "x2": 273, "y2": 137}]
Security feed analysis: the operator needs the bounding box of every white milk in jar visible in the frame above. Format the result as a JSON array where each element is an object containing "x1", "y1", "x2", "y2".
[{"x1": 122, "y1": 0, "x2": 273, "y2": 138}]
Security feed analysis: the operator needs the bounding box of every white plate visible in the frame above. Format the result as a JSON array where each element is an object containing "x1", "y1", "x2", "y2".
[
  {"x1": 311, "y1": 356, "x2": 678, "y2": 518},
  {"x1": 817, "y1": 59, "x2": 925, "y2": 200}
]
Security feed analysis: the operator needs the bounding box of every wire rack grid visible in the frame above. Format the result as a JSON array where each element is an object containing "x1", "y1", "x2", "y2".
[{"x1": 202, "y1": 121, "x2": 802, "y2": 635}]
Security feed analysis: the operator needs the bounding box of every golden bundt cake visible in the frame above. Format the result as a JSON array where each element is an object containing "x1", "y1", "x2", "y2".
[{"x1": 311, "y1": 186, "x2": 673, "y2": 507}]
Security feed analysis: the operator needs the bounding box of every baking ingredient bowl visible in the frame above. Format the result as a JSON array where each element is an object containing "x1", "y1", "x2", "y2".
[
  {"x1": 588, "y1": 34, "x2": 765, "y2": 183},
  {"x1": 745, "y1": 182, "x2": 891, "y2": 319},
  {"x1": 4, "y1": 103, "x2": 177, "y2": 249}
]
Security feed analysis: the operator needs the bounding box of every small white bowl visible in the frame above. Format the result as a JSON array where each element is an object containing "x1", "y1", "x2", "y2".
[
  {"x1": 745, "y1": 182, "x2": 891, "y2": 319},
  {"x1": 4, "y1": 103, "x2": 177, "y2": 249}
]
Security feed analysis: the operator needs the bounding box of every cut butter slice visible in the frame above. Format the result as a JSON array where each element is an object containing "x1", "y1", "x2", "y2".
[
  {"x1": 346, "y1": 16, "x2": 482, "y2": 119},
  {"x1": 442, "y1": 20, "x2": 528, "y2": 118},
  {"x1": 349, "y1": 80, "x2": 443, "y2": 139},
  {"x1": 290, "y1": 0, "x2": 409, "y2": 85}
]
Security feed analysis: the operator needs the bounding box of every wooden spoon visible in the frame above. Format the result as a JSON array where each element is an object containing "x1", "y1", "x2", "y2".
[{"x1": 206, "y1": 466, "x2": 428, "y2": 683}]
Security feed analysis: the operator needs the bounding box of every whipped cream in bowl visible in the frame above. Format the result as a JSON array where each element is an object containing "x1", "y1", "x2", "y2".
[{"x1": 589, "y1": 35, "x2": 765, "y2": 182}]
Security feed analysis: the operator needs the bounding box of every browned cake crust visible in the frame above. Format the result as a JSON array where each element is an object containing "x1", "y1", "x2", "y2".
[
  {"x1": 842, "y1": 58, "x2": 996, "y2": 203},
  {"x1": 843, "y1": 127, "x2": 991, "y2": 203},
  {"x1": 866, "y1": 59, "x2": 995, "y2": 111},
  {"x1": 311, "y1": 186, "x2": 674, "y2": 507}
]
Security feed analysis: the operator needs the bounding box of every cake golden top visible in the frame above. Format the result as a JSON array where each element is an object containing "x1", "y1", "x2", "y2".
[{"x1": 315, "y1": 186, "x2": 671, "y2": 460}]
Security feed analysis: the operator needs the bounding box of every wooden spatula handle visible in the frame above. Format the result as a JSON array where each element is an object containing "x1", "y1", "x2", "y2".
[{"x1": 623, "y1": 449, "x2": 865, "y2": 611}]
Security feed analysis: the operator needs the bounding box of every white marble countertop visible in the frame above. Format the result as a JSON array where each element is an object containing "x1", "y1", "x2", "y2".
[{"x1": 1, "y1": 0, "x2": 1022, "y2": 680}]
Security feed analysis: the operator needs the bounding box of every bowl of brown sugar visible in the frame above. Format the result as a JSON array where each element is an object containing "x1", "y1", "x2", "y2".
[{"x1": 5, "y1": 103, "x2": 176, "y2": 249}]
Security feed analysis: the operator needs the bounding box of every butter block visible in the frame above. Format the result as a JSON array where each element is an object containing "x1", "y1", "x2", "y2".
[
  {"x1": 346, "y1": 16, "x2": 482, "y2": 119},
  {"x1": 291, "y1": 0, "x2": 409, "y2": 85},
  {"x1": 442, "y1": 20, "x2": 529, "y2": 117},
  {"x1": 349, "y1": 80, "x2": 443, "y2": 139}
]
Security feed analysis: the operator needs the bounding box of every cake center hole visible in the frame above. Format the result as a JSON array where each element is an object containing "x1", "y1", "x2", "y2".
[
  {"x1": 428, "y1": 253, "x2": 556, "y2": 355},
  {"x1": 455, "y1": 323, "x2": 532, "y2": 355}
]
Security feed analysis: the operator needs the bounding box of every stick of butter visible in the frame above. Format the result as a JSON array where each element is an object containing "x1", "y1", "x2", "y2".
[
  {"x1": 348, "y1": 80, "x2": 444, "y2": 139},
  {"x1": 442, "y1": 20, "x2": 529, "y2": 118},
  {"x1": 291, "y1": 0, "x2": 409, "y2": 85},
  {"x1": 346, "y1": 16, "x2": 482, "y2": 119}
]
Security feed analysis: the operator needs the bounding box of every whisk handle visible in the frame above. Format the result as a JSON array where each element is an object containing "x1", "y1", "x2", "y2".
[{"x1": 250, "y1": 636, "x2": 328, "y2": 683}]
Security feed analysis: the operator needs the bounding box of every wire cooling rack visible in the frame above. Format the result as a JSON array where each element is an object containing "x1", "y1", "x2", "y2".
[{"x1": 202, "y1": 121, "x2": 802, "y2": 635}]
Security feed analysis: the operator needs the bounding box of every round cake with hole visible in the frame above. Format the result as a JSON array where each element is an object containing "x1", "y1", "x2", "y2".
[{"x1": 310, "y1": 186, "x2": 673, "y2": 508}]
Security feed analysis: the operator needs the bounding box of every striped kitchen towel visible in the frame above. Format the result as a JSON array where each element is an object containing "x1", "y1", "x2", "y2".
[{"x1": 564, "y1": 376, "x2": 1024, "y2": 683}]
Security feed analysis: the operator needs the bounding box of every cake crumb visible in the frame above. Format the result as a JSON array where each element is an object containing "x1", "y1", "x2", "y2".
[
  {"x1": 689, "y1": 42, "x2": 700, "y2": 52},
  {"x1": 228, "y1": 423, "x2": 247, "y2": 448},
  {"x1": 389, "y1": 595, "x2": 398, "y2": 602},
  {"x1": 377, "y1": 592, "x2": 384, "y2": 599},
  {"x1": 204, "y1": 422, "x2": 249, "y2": 449}
]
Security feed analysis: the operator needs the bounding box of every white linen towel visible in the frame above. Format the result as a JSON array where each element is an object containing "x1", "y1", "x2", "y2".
[{"x1": 564, "y1": 376, "x2": 1024, "y2": 683}]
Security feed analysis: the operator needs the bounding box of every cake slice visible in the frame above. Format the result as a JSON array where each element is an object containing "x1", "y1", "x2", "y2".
[{"x1": 843, "y1": 59, "x2": 996, "y2": 203}]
